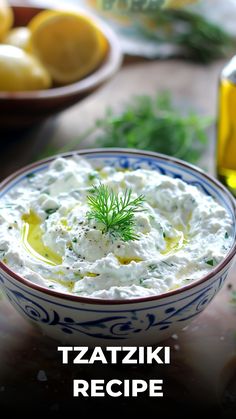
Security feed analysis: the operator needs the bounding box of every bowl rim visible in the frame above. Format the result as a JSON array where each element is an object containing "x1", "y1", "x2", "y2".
[
  {"x1": 0, "y1": 147, "x2": 236, "y2": 306},
  {"x1": 0, "y1": 5, "x2": 123, "y2": 100}
]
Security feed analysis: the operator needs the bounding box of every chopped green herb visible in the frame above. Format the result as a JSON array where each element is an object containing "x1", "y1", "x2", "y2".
[
  {"x1": 139, "y1": 278, "x2": 149, "y2": 288},
  {"x1": 45, "y1": 253, "x2": 49, "y2": 258},
  {"x1": 162, "y1": 261, "x2": 174, "y2": 267},
  {"x1": 87, "y1": 183, "x2": 145, "y2": 242},
  {"x1": 163, "y1": 232, "x2": 166, "y2": 238},
  {"x1": 148, "y1": 264, "x2": 157, "y2": 271},
  {"x1": 72, "y1": 237, "x2": 77, "y2": 243},
  {"x1": 88, "y1": 172, "x2": 98, "y2": 181},
  {"x1": 206, "y1": 259, "x2": 215, "y2": 266},
  {"x1": 225, "y1": 232, "x2": 229, "y2": 239},
  {"x1": 26, "y1": 173, "x2": 35, "y2": 179},
  {"x1": 48, "y1": 285, "x2": 55, "y2": 289},
  {"x1": 0, "y1": 204, "x2": 14, "y2": 209},
  {"x1": 45, "y1": 208, "x2": 58, "y2": 215}
]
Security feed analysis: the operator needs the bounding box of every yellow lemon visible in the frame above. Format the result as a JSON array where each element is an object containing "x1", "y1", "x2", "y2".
[
  {"x1": 163, "y1": 0, "x2": 198, "y2": 8},
  {"x1": 28, "y1": 10, "x2": 108, "y2": 85},
  {"x1": 0, "y1": 45, "x2": 52, "y2": 91},
  {"x1": 0, "y1": 0, "x2": 13, "y2": 40},
  {"x1": 3, "y1": 27, "x2": 31, "y2": 51}
]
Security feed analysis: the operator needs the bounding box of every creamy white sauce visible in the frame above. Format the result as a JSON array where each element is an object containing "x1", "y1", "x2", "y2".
[{"x1": 0, "y1": 156, "x2": 233, "y2": 299}]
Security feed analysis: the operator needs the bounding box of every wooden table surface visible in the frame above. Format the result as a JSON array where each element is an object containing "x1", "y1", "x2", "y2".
[{"x1": 1, "y1": 3, "x2": 236, "y2": 415}]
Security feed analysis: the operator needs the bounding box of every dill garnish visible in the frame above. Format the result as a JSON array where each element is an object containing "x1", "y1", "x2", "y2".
[{"x1": 87, "y1": 184, "x2": 145, "y2": 241}]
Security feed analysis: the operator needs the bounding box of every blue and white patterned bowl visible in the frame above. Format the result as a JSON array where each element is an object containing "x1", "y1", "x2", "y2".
[{"x1": 0, "y1": 149, "x2": 236, "y2": 346}]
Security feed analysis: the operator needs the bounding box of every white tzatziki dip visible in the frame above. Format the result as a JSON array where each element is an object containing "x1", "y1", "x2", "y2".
[{"x1": 0, "y1": 156, "x2": 233, "y2": 299}]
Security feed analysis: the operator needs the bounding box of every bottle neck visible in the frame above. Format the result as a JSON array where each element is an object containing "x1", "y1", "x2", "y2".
[{"x1": 222, "y1": 55, "x2": 236, "y2": 84}]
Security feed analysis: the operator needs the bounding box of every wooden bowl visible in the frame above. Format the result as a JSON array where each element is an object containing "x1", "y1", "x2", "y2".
[{"x1": 0, "y1": 5, "x2": 122, "y2": 131}]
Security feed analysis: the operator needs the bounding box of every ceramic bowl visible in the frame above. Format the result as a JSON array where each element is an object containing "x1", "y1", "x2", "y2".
[
  {"x1": 0, "y1": 149, "x2": 236, "y2": 346},
  {"x1": 0, "y1": 5, "x2": 122, "y2": 131}
]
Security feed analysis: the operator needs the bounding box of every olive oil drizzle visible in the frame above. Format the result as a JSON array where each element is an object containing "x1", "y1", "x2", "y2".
[
  {"x1": 22, "y1": 211, "x2": 62, "y2": 266},
  {"x1": 161, "y1": 230, "x2": 185, "y2": 255}
]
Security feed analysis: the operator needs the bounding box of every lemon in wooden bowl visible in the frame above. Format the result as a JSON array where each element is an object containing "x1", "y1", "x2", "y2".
[
  {"x1": 0, "y1": 5, "x2": 122, "y2": 131},
  {"x1": 0, "y1": 0, "x2": 13, "y2": 41},
  {"x1": 0, "y1": 44, "x2": 52, "y2": 91},
  {"x1": 3, "y1": 26, "x2": 31, "y2": 51},
  {"x1": 28, "y1": 10, "x2": 108, "y2": 85}
]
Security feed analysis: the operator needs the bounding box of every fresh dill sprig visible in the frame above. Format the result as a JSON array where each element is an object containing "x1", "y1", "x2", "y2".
[
  {"x1": 87, "y1": 184, "x2": 145, "y2": 241},
  {"x1": 132, "y1": 8, "x2": 233, "y2": 63}
]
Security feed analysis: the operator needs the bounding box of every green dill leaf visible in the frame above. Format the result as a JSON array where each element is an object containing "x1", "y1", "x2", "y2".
[
  {"x1": 148, "y1": 264, "x2": 157, "y2": 271},
  {"x1": 162, "y1": 260, "x2": 174, "y2": 267},
  {"x1": 88, "y1": 171, "x2": 99, "y2": 181},
  {"x1": 206, "y1": 259, "x2": 214, "y2": 266},
  {"x1": 26, "y1": 173, "x2": 35, "y2": 179},
  {"x1": 45, "y1": 208, "x2": 58, "y2": 215},
  {"x1": 87, "y1": 183, "x2": 145, "y2": 241},
  {"x1": 225, "y1": 231, "x2": 229, "y2": 239},
  {"x1": 0, "y1": 249, "x2": 5, "y2": 257}
]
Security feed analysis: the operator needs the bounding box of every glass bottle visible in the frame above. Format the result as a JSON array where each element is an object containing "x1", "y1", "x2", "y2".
[{"x1": 217, "y1": 55, "x2": 236, "y2": 196}]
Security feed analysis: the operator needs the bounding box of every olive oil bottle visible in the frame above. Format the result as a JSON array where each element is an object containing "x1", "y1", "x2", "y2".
[{"x1": 217, "y1": 56, "x2": 236, "y2": 196}]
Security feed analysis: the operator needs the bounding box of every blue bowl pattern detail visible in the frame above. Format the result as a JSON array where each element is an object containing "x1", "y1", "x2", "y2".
[{"x1": 0, "y1": 268, "x2": 230, "y2": 340}]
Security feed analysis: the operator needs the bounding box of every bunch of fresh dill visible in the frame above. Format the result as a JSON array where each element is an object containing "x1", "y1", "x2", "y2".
[
  {"x1": 39, "y1": 92, "x2": 212, "y2": 164},
  {"x1": 96, "y1": 93, "x2": 211, "y2": 163},
  {"x1": 131, "y1": 8, "x2": 233, "y2": 63}
]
